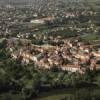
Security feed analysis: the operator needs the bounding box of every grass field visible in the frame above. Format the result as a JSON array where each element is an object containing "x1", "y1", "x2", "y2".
[
  {"x1": 37, "y1": 88, "x2": 100, "y2": 100},
  {"x1": 38, "y1": 94, "x2": 71, "y2": 100},
  {"x1": 81, "y1": 33, "x2": 100, "y2": 41},
  {"x1": 37, "y1": 89, "x2": 75, "y2": 100}
]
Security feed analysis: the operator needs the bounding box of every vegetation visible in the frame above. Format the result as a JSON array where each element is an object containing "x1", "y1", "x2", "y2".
[
  {"x1": 80, "y1": 33, "x2": 100, "y2": 41},
  {"x1": 0, "y1": 40, "x2": 100, "y2": 100},
  {"x1": 0, "y1": 0, "x2": 100, "y2": 99},
  {"x1": 38, "y1": 88, "x2": 100, "y2": 100}
]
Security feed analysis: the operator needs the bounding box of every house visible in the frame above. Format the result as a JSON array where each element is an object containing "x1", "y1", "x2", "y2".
[
  {"x1": 62, "y1": 64, "x2": 80, "y2": 72},
  {"x1": 30, "y1": 17, "x2": 54, "y2": 24},
  {"x1": 31, "y1": 56, "x2": 38, "y2": 62},
  {"x1": 11, "y1": 53, "x2": 17, "y2": 59},
  {"x1": 30, "y1": 19, "x2": 45, "y2": 24}
]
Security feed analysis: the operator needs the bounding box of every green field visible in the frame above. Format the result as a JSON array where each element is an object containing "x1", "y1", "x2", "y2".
[
  {"x1": 81, "y1": 33, "x2": 100, "y2": 41},
  {"x1": 37, "y1": 88, "x2": 100, "y2": 100},
  {"x1": 38, "y1": 94, "x2": 71, "y2": 100}
]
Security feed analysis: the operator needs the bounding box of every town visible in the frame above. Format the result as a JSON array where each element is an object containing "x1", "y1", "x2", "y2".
[
  {"x1": 8, "y1": 36, "x2": 100, "y2": 73},
  {"x1": 0, "y1": 6, "x2": 99, "y2": 73}
]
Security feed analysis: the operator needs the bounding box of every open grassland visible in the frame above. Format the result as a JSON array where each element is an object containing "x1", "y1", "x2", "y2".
[
  {"x1": 81, "y1": 33, "x2": 100, "y2": 41},
  {"x1": 37, "y1": 88, "x2": 100, "y2": 100}
]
